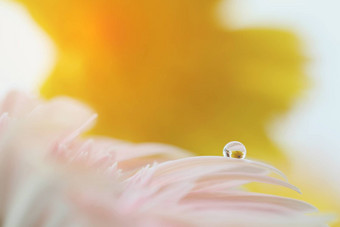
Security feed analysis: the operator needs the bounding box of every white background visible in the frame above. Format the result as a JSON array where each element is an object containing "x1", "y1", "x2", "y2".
[
  {"x1": 0, "y1": 0, "x2": 55, "y2": 97},
  {"x1": 220, "y1": 0, "x2": 340, "y2": 192}
]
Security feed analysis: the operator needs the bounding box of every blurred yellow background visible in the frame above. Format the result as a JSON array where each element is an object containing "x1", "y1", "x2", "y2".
[
  {"x1": 15, "y1": 0, "x2": 304, "y2": 164},
  {"x1": 1, "y1": 0, "x2": 339, "y2": 225}
]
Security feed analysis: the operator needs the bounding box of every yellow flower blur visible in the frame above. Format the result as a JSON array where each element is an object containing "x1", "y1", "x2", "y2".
[
  {"x1": 15, "y1": 0, "x2": 339, "y2": 225},
  {"x1": 17, "y1": 0, "x2": 304, "y2": 164}
]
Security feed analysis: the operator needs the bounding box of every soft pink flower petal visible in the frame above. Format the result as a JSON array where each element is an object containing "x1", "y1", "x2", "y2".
[{"x1": 0, "y1": 91, "x2": 333, "y2": 227}]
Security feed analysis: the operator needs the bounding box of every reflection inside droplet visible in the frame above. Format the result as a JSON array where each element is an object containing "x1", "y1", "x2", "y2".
[{"x1": 223, "y1": 141, "x2": 246, "y2": 159}]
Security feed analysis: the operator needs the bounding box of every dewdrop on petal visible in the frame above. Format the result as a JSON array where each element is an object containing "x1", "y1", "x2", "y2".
[{"x1": 223, "y1": 141, "x2": 246, "y2": 159}]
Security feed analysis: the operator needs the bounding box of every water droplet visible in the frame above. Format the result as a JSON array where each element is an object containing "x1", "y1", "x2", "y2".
[{"x1": 223, "y1": 141, "x2": 246, "y2": 159}]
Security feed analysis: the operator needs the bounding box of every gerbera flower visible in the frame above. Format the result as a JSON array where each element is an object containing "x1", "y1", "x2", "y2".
[
  {"x1": 0, "y1": 91, "x2": 330, "y2": 226},
  {"x1": 12, "y1": 0, "x2": 340, "y2": 221}
]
